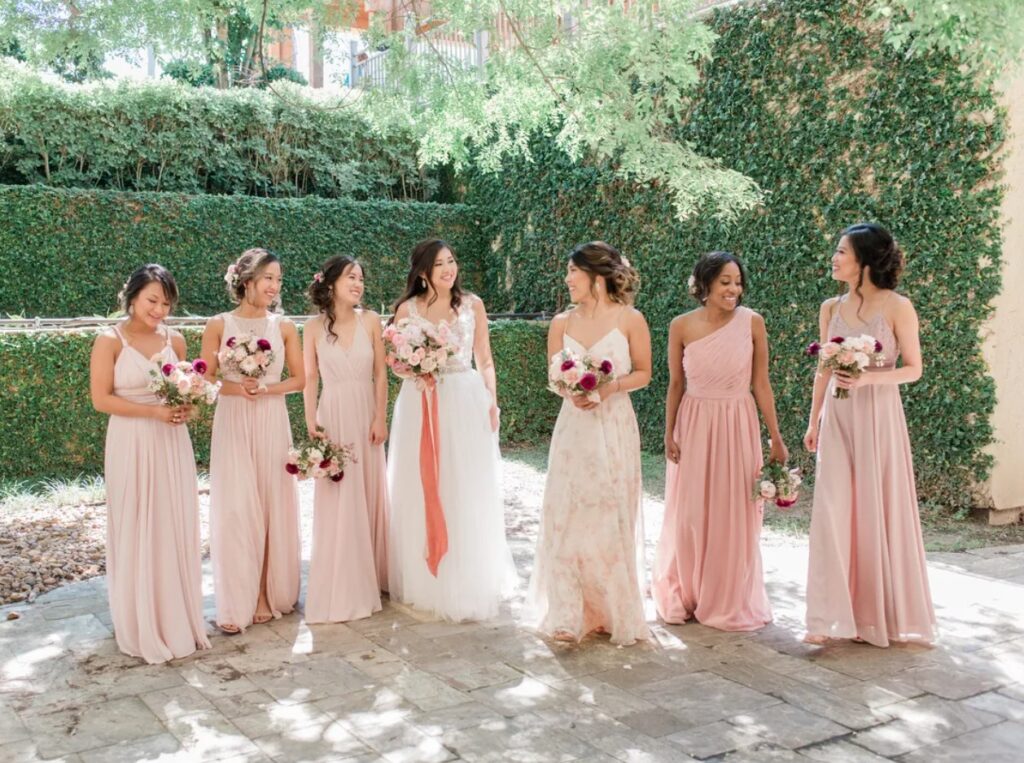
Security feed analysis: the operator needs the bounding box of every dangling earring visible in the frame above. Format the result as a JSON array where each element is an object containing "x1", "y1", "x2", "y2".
[{"x1": 420, "y1": 276, "x2": 427, "y2": 288}]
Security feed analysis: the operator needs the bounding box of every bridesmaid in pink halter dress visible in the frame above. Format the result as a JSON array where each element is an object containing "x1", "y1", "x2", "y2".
[
  {"x1": 804, "y1": 224, "x2": 935, "y2": 647},
  {"x1": 201, "y1": 249, "x2": 305, "y2": 634},
  {"x1": 525, "y1": 241, "x2": 652, "y2": 646},
  {"x1": 302, "y1": 256, "x2": 389, "y2": 623},
  {"x1": 90, "y1": 265, "x2": 210, "y2": 663},
  {"x1": 653, "y1": 252, "x2": 787, "y2": 631}
]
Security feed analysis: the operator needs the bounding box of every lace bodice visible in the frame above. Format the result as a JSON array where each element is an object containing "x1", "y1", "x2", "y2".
[{"x1": 408, "y1": 296, "x2": 476, "y2": 374}]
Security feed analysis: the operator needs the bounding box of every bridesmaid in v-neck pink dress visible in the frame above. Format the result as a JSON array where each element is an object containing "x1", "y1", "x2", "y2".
[
  {"x1": 804, "y1": 224, "x2": 935, "y2": 647},
  {"x1": 302, "y1": 256, "x2": 389, "y2": 623},
  {"x1": 90, "y1": 265, "x2": 210, "y2": 663},
  {"x1": 653, "y1": 252, "x2": 787, "y2": 632}
]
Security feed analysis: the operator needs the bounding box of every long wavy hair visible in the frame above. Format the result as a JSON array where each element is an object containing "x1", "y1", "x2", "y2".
[
  {"x1": 389, "y1": 238, "x2": 464, "y2": 323},
  {"x1": 840, "y1": 222, "x2": 905, "y2": 318},
  {"x1": 307, "y1": 255, "x2": 363, "y2": 343}
]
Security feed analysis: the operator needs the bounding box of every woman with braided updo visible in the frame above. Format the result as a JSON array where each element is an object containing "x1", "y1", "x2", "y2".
[
  {"x1": 302, "y1": 256, "x2": 389, "y2": 623},
  {"x1": 201, "y1": 248, "x2": 304, "y2": 634},
  {"x1": 525, "y1": 241, "x2": 652, "y2": 645},
  {"x1": 803, "y1": 223, "x2": 935, "y2": 647}
]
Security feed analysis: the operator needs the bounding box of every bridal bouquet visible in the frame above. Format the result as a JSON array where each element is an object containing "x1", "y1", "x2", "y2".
[
  {"x1": 286, "y1": 428, "x2": 357, "y2": 482},
  {"x1": 149, "y1": 358, "x2": 220, "y2": 407},
  {"x1": 382, "y1": 317, "x2": 456, "y2": 382},
  {"x1": 548, "y1": 349, "x2": 615, "y2": 403},
  {"x1": 218, "y1": 332, "x2": 274, "y2": 378},
  {"x1": 806, "y1": 334, "x2": 883, "y2": 399},
  {"x1": 754, "y1": 462, "x2": 802, "y2": 508}
]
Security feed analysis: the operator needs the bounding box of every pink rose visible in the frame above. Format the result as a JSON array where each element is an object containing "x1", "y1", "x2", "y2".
[
  {"x1": 837, "y1": 351, "x2": 855, "y2": 365},
  {"x1": 819, "y1": 344, "x2": 839, "y2": 360},
  {"x1": 564, "y1": 369, "x2": 581, "y2": 385}
]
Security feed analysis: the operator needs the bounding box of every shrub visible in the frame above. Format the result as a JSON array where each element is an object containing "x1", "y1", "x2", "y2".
[{"x1": 0, "y1": 320, "x2": 555, "y2": 481}]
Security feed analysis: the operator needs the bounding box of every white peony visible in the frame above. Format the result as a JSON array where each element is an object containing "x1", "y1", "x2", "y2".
[{"x1": 759, "y1": 481, "x2": 777, "y2": 498}]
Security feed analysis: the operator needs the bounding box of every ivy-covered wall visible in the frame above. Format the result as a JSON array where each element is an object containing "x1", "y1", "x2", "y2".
[
  {"x1": 0, "y1": 321, "x2": 555, "y2": 481},
  {"x1": 0, "y1": 185, "x2": 487, "y2": 318},
  {"x1": 465, "y1": 0, "x2": 1005, "y2": 508}
]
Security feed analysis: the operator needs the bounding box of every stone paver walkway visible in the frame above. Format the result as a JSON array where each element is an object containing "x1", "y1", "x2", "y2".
[{"x1": 2, "y1": 457, "x2": 1024, "y2": 762}]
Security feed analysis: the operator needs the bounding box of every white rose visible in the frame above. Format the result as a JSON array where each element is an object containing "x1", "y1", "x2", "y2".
[
  {"x1": 309, "y1": 448, "x2": 324, "y2": 463},
  {"x1": 853, "y1": 351, "x2": 869, "y2": 369},
  {"x1": 420, "y1": 356, "x2": 437, "y2": 373},
  {"x1": 760, "y1": 481, "x2": 777, "y2": 498},
  {"x1": 240, "y1": 356, "x2": 258, "y2": 374}
]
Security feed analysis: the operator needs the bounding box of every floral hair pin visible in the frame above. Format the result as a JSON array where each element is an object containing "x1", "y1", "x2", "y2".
[
  {"x1": 312, "y1": 272, "x2": 324, "y2": 284},
  {"x1": 224, "y1": 263, "x2": 240, "y2": 289}
]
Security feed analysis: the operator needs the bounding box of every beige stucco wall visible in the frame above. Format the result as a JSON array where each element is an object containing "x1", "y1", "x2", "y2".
[{"x1": 980, "y1": 69, "x2": 1024, "y2": 519}]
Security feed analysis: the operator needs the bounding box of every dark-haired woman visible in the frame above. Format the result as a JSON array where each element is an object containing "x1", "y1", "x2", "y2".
[
  {"x1": 386, "y1": 239, "x2": 514, "y2": 622},
  {"x1": 90, "y1": 265, "x2": 210, "y2": 663},
  {"x1": 201, "y1": 249, "x2": 304, "y2": 634},
  {"x1": 525, "y1": 241, "x2": 652, "y2": 646},
  {"x1": 653, "y1": 252, "x2": 786, "y2": 632},
  {"x1": 804, "y1": 224, "x2": 935, "y2": 647},
  {"x1": 302, "y1": 256, "x2": 389, "y2": 623}
]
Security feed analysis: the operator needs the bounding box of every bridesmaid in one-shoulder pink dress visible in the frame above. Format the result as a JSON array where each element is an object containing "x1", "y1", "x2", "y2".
[
  {"x1": 90, "y1": 265, "x2": 210, "y2": 663},
  {"x1": 654, "y1": 252, "x2": 787, "y2": 631},
  {"x1": 202, "y1": 249, "x2": 305, "y2": 634},
  {"x1": 302, "y1": 256, "x2": 389, "y2": 623},
  {"x1": 804, "y1": 224, "x2": 935, "y2": 647}
]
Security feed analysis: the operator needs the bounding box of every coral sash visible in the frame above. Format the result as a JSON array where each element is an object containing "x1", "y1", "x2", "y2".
[{"x1": 419, "y1": 380, "x2": 448, "y2": 576}]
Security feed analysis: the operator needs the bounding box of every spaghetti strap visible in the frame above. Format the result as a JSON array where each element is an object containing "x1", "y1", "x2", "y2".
[{"x1": 112, "y1": 323, "x2": 129, "y2": 347}]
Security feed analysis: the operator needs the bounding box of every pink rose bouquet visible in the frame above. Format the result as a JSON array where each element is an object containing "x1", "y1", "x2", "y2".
[
  {"x1": 382, "y1": 317, "x2": 456, "y2": 384},
  {"x1": 753, "y1": 461, "x2": 802, "y2": 508},
  {"x1": 548, "y1": 349, "x2": 615, "y2": 403},
  {"x1": 806, "y1": 334, "x2": 883, "y2": 399},
  {"x1": 218, "y1": 331, "x2": 274, "y2": 379},
  {"x1": 286, "y1": 428, "x2": 357, "y2": 482},
  {"x1": 148, "y1": 358, "x2": 220, "y2": 407}
]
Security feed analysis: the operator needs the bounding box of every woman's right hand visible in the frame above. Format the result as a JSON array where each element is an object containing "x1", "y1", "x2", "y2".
[
  {"x1": 571, "y1": 394, "x2": 597, "y2": 411},
  {"x1": 665, "y1": 434, "x2": 680, "y2": 464},
  {"x1": 155, "y1": 405, "x2": 188, "y2": 426},
  {"x1": 803, "y1": 425, "x2": 818, "y2": 453}
]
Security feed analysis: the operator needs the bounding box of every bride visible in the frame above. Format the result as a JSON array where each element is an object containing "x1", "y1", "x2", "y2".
[{"x1": 386, "y1": 238, "x2": 516, "y2": 621}]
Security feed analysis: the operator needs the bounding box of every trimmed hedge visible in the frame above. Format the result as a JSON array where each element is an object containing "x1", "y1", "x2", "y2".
[
  {"x1": 0, "y1": 185, "x2": 487, "y2": 318},
  {"x1": 0, "y1": 60, "x2": 438, "y2": 200},
  {"x1": 0, "y1": 320, "x2": 556, "y2": 481},
  {"x1": 464, "y1": 0, "x2": 1005, "y2": 508}
]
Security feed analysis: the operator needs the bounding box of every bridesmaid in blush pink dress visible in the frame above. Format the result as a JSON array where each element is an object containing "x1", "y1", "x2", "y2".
[
  {"x1": 202, "y1": 249, "x2": 305, "y2": 634},
  {"x1": 804, "y1": 224, "x2": 935, "y2": 647},
  {"x1": 525, "y1": 241, "x2": 651, "y2": 646},
  {"x1": 302, "y1": 256, "x2": 389, "y2": 623},
  {"x1": 653, "y1": 252, "x2": 787, "y2": 632},
  {"x1": 90, "y1": 265, "x2": 210, "y2": 663}
]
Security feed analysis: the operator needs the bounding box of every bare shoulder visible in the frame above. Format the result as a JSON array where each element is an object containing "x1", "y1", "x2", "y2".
[
  {"x1": 746, "y1": 307, "x2": 766, "y2": 327},
  {"x1": 204, "y1": 315, "x2": 225, "y2": 333},
  {"x1": 393, "y1": 300, "x2": 412, "y2": 320},
  {"x1": 279, "y1": 316, "x2": 299, "y2": 336},
  {"x1": 360, "y1": 308, "x2": 382, "y2": 324},
  {"x1": 168, "y1": 327, "x2": 186, "y2": 343},
  {"x1": 671, "y1": 308, "x2": 701, "y2": 330},
  {"x1": 890, "y1": 291, "x2": 915, "y2": 312},
  {"x1": 303, "y1": 314, "x2": 323, "y2": 338},
  {"x1": 551, "y1": 309, "x2": 572, "y2": 327},
  {"x1": 820, "y1": 296, "x2": 840, "y2": 315},
  {"x1": 623, "y1": 305, "x2": 648, "y2": 327},
  {"x1": 465, "y1": 293, "x2": 486, "y2": 311},
  {"x1": 93, "y1": 328, "x2": 120, "y2": 350}
]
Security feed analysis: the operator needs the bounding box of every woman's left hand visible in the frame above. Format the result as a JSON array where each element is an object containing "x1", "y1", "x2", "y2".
[
  {"x1": 769, "y1": 438, "x2": 789, "y2": 465},
  {"x1": 833, "y1": 370, "x2": 865, "y2": 391},
  {"x1": 369, "y1": 416, "x2": 388, "y2": 445}
]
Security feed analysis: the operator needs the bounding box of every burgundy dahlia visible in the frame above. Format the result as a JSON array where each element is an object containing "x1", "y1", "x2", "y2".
[
  {"x1": 226, "y1": 336, "x2": 237, "y2": 348},
  {"x1": 599, "y1": 359, "x2": 613, "y2": 374},
  {"x1": 192, "y1": 359, "x2": 208, "y2": 375},
  {"x1": 874, "y1": 339, "x2": 883, "y2": 353},
  {"x1": 560, "y1": 359, "x2": 576, "y2": 372},
  {"x1": 830, "y1": 336, "x2": 845, "y2": 344},
  {"x1": 330, "y1": 472, "x2": 345, "y2": 482},
  {"x1": 579, "y1": 372, "x2": 598, "y2": 391},
  {"x1": 256, "y1": 338, "x2": 272, "y2": 351},
  {"x1": 775, "y1": 497, "x2": 797, "y2": 508},
  {"x1": 285, "y1": 463, "x2": 299, "y2": 475},
  {"x1": 161, "y1": 363, "x2": 175, "y2": 376},
  {"x1": 806, "y1": 342, "x2": 821, "y2": 357},
  {"x1": 319, "y1": 459, "x2": 333, "y2": 469}
]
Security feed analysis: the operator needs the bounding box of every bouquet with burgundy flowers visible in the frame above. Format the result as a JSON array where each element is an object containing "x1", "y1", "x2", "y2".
[
  {"x1": 753, "y1": 461, "x2": 802, "y2": 508},
  {"x1": 382, "y1": 317, "x2": 457, "y2": 383},
  {"x1": 218, "y1": 331, "x2": 274, "y2": 378},
  {"x1": 148, "y1": 358, "x2": 220, "y2": 407},
  {"x1": 548, "y1": 349, "x2": 615, "y2": 403},
  {"x1": 806, "y1": 334, "x2": 883, "y2": 399},
  {"x1": 286, "y1": 428, "x2": 357, "y2": 482}
]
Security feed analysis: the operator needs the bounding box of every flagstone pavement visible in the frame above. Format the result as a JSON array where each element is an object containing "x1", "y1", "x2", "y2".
[{"x1": 2, "y1": 456, "x2": 1023, "y2": 762}]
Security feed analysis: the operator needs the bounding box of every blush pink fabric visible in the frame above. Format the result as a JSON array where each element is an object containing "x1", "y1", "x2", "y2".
[
  {"x1": 653, "y1": 306, "x2": 772, "y2": 631},
  {"x1": 805, "y1": 308, "x2": 936, "y2": 647},
  {"x1": 305, "y1": 314, "x2": 388, "y2": 623}
]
